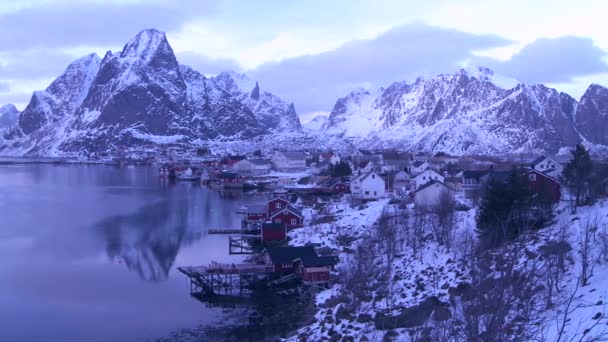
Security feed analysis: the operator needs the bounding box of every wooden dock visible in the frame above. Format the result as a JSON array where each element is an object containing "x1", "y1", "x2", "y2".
[
  {"x1": 207, "y1": 228, "x2": 261, "y2": 235},
  {"x1": 178, "y1": 262, "x2": 272, "y2": 297}
]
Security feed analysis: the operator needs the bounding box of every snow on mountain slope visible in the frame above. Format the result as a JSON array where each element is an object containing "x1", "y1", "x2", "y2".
[
  {"x1": 302, "y1": 115, "x2": 328, "y2": 132},
  {"x1": 0, "y1": 29, "x2": 297, "y2": 157},
  {"x1": 212, "y1": 71, "x2": 302, "y2": 133},
  {"x1": 324, "y1": 67, "x2": 595, "y2": 155},
  {"x1": 0, "y1": 104, "x2": 20, "y2": 130}
]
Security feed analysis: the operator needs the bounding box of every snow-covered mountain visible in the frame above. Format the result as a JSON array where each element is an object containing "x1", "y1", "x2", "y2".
[
  {"x1": 0, "y1": 104, "x2": 19, "y2": 130},
  {"x1": 0, "y1": 29, "x2": 299, "y2": 157},
  {"x1": 212, "y1": 71, "x2": 302, "y2": 133},
  {"x1": 324, "y1": 67, "x2": 606, "y2": 155},
  {"x1": 302, "y1": 114, "x2": 328, "y2": 132}
]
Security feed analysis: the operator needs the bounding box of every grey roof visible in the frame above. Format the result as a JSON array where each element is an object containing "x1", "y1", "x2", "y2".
[
  {"x1": 416, "y1": 180, "x2": 455, "y2": 193},
  {"x1": 278, "y1": 151, "x2": 306, "y2": 160},
  {"x1": 531, "y1": 156, "x2": 547, "y2": 167},
  {"x1": 247, "y1": 159, "x2": 272, "y2": 165},
  {"x1": 270, "y1": 204, "x2": 303, "y2": 218},
  {"x1": 462, "y1": 170, "x2": 488, "y2": 179},
  {"x1": 265, "y1": 246, "x2": 338, "y2": 267}
]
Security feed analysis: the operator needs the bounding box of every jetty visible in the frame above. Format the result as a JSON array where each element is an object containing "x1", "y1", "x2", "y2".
[{"x1": 178, "y1": 262, "x2": 272, "y2": 297}]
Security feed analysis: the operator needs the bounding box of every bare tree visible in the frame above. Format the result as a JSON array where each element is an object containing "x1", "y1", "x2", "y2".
[
  {"x1": 428, "y1": 190, "x2": 457, "y2": 251},
  {"x1": 578, "y1": 217, "x2": 599, "y2": 287},
  {"x1": 539, "y1": 226, "x2": 573, "y2": 308},
  {"x1": 376, "y1": 208, "x2": 398, "y2": 269}
]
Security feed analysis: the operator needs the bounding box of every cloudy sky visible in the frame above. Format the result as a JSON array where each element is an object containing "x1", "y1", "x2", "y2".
[{"x1": 1, "y1": 0, "x2": 607, "y2": 122}]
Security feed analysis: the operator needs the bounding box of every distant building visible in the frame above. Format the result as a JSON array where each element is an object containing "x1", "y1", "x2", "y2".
[
  {"x1": 393, "y1": 170, "x2": 411, "y2": 191},
  {"x1": 272, "y1": 151, "x2": 307, "y2": 171},
  {"x1": 319, "y1": 152, "x2": 340, "y2": 165},
  {"x1": 261, "y1": 222, "x2": 287, "y2": 242},
  {"x1": 233, "y1": 159, "x2": 272, "y2": 176},
  {"x1": 526, "y1": 169, "x2": 561, "y2": 203},
  {"x1": 531, "y1": 156, "x2": 563, "y2": 179},
  {"x1": 410, "y1": 160, "x2": 430, "y2": 175},
  {"x1": 415, "y1": 181, "x2": 455, "y2": 208},
  {"x1": 350, "y1": 171, "x2": 386, "y2": 200},
  {"x1": 413, "y1": 169, "x2": 444, "y2": 189}
]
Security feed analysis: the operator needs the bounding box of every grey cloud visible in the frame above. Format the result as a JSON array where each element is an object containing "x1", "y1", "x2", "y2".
[
  {"x1": 478, "y1": 36, "x2": 608, "y2": 84},
  {"x1": 0, "y1": 50, "x2": 77, "y2": 79},
  {"x1": 0, "y1": 1, "x2": 217, "y2": 52},
  {"x1": 0, "y1": 82, "x2": 9, "y2": 93},
  {"x1": 249, "y1": 23, "x2": 511, "y2": 114},
  {"x1": 177, "y1": 52, "x2": 242, "y2": 76}
]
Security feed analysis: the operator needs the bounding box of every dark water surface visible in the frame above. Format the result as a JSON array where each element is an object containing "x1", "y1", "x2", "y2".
[{"x1": 0, "y1": 164, "x2": 255, "y2": 342}]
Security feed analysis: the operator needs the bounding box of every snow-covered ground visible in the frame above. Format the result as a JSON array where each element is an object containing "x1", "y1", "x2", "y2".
[{"x1": 283, "y1": 195, "x2": 608, "y2": 341}]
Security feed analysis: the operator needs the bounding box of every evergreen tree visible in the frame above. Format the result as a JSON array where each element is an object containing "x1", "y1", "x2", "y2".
[
  {"x1": 331, "y1": 161, "x2": 352, "y2": 177},
  {"x1": 562, "y1": 143, "x2": 593, "y2": 211},
  {"x1": 477, "y1": 168, "x2": 543, "y2": 249}
]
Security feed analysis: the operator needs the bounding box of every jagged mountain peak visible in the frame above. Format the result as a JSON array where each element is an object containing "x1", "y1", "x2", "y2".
[
  {"x1": 211, "y1": 71, "x2": 302, "y2": 133},
  {"x1": 575, "y1": 83, "x2": 608, "y2": 145},
  {"x1": 120, "y1": 28, "x2": 172, "y2": 63},
  {"x1": 1, "y1": 29, "x2": 303, "y2": 156},
  {"x1": 324, "y1": 67, "x2": 590, "y2": 154}
]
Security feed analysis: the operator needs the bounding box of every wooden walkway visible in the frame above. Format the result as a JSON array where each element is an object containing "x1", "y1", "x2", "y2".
[
  {"x1": 178, "y1": 261, "x2": 272, "y2": 275},
  {"x1": 207, "y1": 228, "x2": 261, "y2": 235}
]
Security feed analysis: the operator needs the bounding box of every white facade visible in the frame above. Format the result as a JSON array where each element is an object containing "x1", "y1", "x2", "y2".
[
  {"x1": 319, "y1": 153, "x2": 341, "y2": 165},
  {"x1": 533, "y1": 157, "x2": 563, "y2": 179},
  {"x1": 272, "y1": 151, "x2": 307, "y2": 171},
  {"x1": 350, "y1": 171, "x2": 386, "y2": 200},
  {"x1": 413, "y1": 169, "x2": 444, "y2": 189},
  {"x1": 410, "y1": 161, "x2": 430, "y2": 175},
  {"x1": 393, "y1": 170, "x2": 411, "y2": 190},
  {"x1": 233, "y1": 159, "x2": 272, "y2": 176},
  {"x1": 415, "y1": 182, "x2": 455, "y2": 208}
]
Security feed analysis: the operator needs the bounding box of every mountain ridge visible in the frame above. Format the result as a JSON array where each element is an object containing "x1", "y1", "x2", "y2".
[
  {"x1": 323, "y1": 66, "x2": 608, "y2": 155},
  {"x1": 0, "y1": 28, "x2": 300, "y2": 157}
]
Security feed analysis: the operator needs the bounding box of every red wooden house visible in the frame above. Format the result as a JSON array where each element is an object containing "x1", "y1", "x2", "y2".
[
  {"x1": 261, "y1": 222, "x2": 287, "y2": 242},
  {"x1": 262, "y1": 246, "x2": 338, "y2": 283},
  {"x1": 526, "y1": 169, "x2": 561, "y2": 203},
  {"x1": 267, "y1": 197, "x2": 290, "y2": 213},
  {"x1": 324, "y1": 178, "x2": 348, "y2": 194},
  {"x1": 269, "y1": 205, "x2": 304, "y2": 229}
]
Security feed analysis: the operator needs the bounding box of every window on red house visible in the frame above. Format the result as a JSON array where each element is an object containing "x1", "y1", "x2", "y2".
[{"x1": 291, "y1": 219, "x2": 296, "y2": 224}]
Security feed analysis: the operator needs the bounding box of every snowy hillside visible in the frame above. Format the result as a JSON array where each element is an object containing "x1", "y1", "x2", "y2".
[
  {"x1": 302, "y1": 115, "x2": 328, "y2": 132},
  {"x1": 284, "y1": 196, "x2": 608, "y2": 341},
  {"x1": 324, "y1": 67, "x2": 605, "y2": 155}
]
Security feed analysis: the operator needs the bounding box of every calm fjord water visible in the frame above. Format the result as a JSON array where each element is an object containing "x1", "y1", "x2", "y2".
[{"x1": 0, "y1": 164, "x2": 249, "y2": 342}]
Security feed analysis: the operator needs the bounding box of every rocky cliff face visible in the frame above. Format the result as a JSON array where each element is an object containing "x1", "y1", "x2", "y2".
[
  {"x1": 324, "y1": 67, "x2": 604, "y2": 154},
  {"x1": 0, "y1": 104, "x2": 19, "y2": 130},
  {"x1": 212, "y1": 71, "x2": 302, "y2": 133},
  {"x1": 0, "y1": 29, "x2": 297, "y2": 157},
  {"x1": 575, "y1": 84, "x2": 608, "y2": 146}
]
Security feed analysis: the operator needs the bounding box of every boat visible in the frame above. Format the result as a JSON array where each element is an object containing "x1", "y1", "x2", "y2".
[{"x1": 175, "y1": 168, "x2": 200, "y2": 181}]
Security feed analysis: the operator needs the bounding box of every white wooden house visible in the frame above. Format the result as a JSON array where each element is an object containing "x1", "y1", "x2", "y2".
[
  {"x1": 233, "y1": 159, "x2": 272, "y2": 176},
  {"x1": 415, "y1": 181, "x2": 455, "y2": 208},
  {"x1": 272, "y1": 151, "x2": 307, "y2": 171},
  {"x1": 393, "y1": 170, "x2": 411, "y2": 190},
  {"x1": 410, "y1": 160, "x2": 430, "y2": 175},
  {"x1": 350, "y1": 171, "x2": 386, "y2": 200},
  {"x1": 413, "y1": 169, "x2": 444, "y2": 189},
  {"x1": 531, "y1": 156, "x2": 563, "y2": 179}
]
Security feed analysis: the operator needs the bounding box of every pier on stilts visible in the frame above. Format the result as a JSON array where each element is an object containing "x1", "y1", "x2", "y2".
[
  {"x1": 178, "y1": 262, "x2": 272, "y2": 299},
  {"x1": 229, "y1": 234, "x2": 262, "y2": 255}
]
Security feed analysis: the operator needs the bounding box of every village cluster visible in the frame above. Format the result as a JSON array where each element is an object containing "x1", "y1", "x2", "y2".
[
  {"x1": 161, "y1": 149, "x2": 563, "y2": 208},
  {"x1": 174, "y1": 149, "x2": 567, "y2": 299}
]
